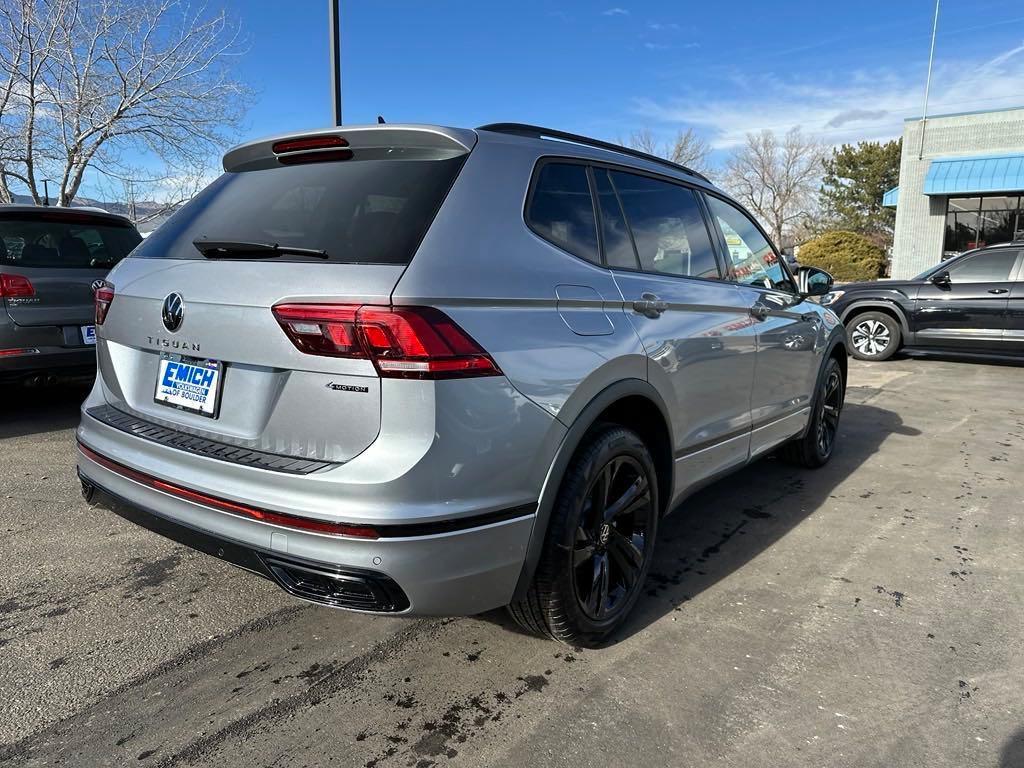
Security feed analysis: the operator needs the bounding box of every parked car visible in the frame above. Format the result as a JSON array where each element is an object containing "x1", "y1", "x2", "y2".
[
  {"x1": 0, "y1": 205, "x2": 142, "y2": 385},
  {"x1": 822, "y1": 240, "x2": 1024, "y2": 361},
  {"x1": 76, "y1": 123, "x2": 847, "y2": 646}
]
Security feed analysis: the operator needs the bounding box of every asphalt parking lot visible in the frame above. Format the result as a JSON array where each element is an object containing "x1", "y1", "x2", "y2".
[{"x1": 1, "y1": 357, "x2": 1022, "y2": 768}]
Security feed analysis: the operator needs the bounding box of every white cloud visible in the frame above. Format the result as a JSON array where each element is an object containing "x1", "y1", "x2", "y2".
[
  {"x1": 633, "y1": 41, "x2": 1024, "y2": 149},
  {"x1": 602, "y1": 7, "x2": 629, "y2": 16},
  {"x1": 647, "y1": 21, "x2": 679, "y2": 31}
]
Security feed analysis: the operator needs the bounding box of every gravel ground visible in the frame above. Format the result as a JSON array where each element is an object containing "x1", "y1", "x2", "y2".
[{"x1": 1, "y1": 356, "x2": 1022, "y2": 768}]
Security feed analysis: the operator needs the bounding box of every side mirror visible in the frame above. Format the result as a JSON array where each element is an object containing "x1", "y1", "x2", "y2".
[
  {"x1": 796, "y1": 266, "x2": 834, "y2": 297},
  {"x1": 931, "y1": 270, "x2": 951, "y2": 286}
]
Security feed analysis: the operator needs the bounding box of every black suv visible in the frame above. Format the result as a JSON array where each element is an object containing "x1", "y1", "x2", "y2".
[{"x1": 822, "y1": 241, "x2": 1023, "y2": 361}]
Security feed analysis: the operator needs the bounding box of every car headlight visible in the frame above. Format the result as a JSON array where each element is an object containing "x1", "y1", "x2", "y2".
[{"x1": 818, "y1": 290, "x2": 845, "y2": 306}]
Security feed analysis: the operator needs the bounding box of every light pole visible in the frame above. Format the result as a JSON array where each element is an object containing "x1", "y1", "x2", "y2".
[{"x1": 329, "y1": 0, "x2": 342, "y2": 125}]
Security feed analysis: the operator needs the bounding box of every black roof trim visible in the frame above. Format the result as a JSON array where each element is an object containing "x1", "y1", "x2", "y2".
[{"x1": 477, "y1": 122, "x2": 710, "y2": 183}]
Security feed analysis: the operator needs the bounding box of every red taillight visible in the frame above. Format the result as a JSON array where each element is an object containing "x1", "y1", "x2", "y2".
[
  {"x1": 0, "y1": 273, "x2": 34, "y2": 298},
  {"x1": 272, "y1": 304, "x2": 502, "y2": 379},
  {"x1": 95, "y1": 285, "x2": 114, "y2": 325}
]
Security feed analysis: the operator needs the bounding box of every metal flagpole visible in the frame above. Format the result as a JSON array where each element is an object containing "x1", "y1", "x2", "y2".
[
  {"x1": 329, "y1": 0, "x2": 342, "y2": 125},
  {"x1": 917, "y1": 0, "x2": 940, "y2": 159}
]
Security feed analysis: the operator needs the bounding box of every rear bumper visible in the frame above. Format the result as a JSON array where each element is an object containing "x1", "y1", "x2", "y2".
[
  {"x1": 0, "y1": 319, "x2": 96, "y2": 380},
  {"x1": 82, "y1": 475, "x2": 410, "y2": 612},
  {"x1": 77, "y1": 443, "x2": 536, "y2": 615}
]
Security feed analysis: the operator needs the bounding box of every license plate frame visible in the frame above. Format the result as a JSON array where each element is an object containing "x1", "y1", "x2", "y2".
[{"x1": 153, "y1": 354, "x2": 225, "y2": 419}]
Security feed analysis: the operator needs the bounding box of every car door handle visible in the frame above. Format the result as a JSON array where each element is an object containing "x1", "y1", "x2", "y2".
[
  {"x1": 632, "y1": 293, "x2": 667, "y2": 318},
  {"x1": 749, "y1": 303, "x2": 771, "y2": 321},
  {"x1": 987, "y1": 288, "x2": 1009, "y2": 294}
]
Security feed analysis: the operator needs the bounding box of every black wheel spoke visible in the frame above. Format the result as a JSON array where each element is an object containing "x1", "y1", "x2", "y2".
[
  {"x1": 586, "y1": 553, "x2": 610, "y2": 617},
  {"x1": 603, "y1": 474, "x2": 649, "y2": 523},
  {"x1": 607, "y1": 529, "x2": 644, "y2": 581},
  {"x1": 573, "y1": 542, "x2": 596, "y2": 568}
]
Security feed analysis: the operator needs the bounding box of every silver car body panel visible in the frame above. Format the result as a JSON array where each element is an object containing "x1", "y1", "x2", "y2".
[{"x1": 77, "y1": 123, "x2": 845, "y2": 615}]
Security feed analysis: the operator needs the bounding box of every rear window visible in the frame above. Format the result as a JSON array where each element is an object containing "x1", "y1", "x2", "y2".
[
  {"x1": 0, "y1": 216, "x2": 141, "y2": 269},
  {"x1": 133, "y1": 155, "x2": 466, "y2": 264}
]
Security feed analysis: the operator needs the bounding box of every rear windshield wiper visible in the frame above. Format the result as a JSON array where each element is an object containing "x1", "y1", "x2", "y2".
[{"x1": 193, "y1": 238, "x2": 328, "y2": 259}]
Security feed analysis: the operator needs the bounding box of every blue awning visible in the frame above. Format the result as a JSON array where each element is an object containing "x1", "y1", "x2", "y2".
[
  {"x1": 882, "y1": 186, "x2": 899, "y2": 207},
  {"x1": 924, "y1": 153, "x2": 1024, "y2": 195}
]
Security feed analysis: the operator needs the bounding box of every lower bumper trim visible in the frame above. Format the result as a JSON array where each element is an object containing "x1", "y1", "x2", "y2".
[{"x1": 81, "y1": 473, "x2": 410, "y2": 612}]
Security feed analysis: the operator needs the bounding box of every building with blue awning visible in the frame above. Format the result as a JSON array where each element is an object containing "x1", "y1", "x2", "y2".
[{"x1": 885, "y1": 106, "x2": 1024, "y2": 278}]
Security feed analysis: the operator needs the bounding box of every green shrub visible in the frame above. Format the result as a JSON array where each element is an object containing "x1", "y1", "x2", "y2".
[{"x1": 797, "y1": 230, "x2": 887, "y2": 282}]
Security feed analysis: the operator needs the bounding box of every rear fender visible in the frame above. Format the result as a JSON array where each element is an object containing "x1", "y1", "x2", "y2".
[{"x1": 510, "y1": 378, "x2": 672, "y2": 601}]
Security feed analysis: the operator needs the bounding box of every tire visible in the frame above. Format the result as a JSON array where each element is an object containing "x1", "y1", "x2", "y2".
[
  {"x1": 779, "y1": 356, "x2": 844, "y2": 468},
  {"x1": 508, "y1": 425, "x2": 659, "y2": 647},
  {"x1": 847, "y1": 311, "x2": 901, "y2": 361}
]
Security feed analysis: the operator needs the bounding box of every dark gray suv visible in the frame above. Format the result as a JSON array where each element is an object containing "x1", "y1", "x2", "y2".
[
  {"x1": 76, "y1": 123, "x2": 847, "y2": 646},
  {"x1": 0, "y1": 205, "x2": 141, "y2": 385}
]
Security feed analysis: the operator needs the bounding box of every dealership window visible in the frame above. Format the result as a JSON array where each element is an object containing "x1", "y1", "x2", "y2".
[{"x1": 943, "y1": 195, "x2": 1022, "y2": 257}]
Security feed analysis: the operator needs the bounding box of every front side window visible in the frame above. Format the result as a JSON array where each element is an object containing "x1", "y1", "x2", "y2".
[
  {"x1": 705, "y1": 196, "x2": 791, "y2": 291},
  {"x1": 526, "y1": 162, "x2": 599, "y2": 264},
  {"x1": 946, "y1": 249, "x2": 1018, "y2": 283},
  {"x1": 609, "y1": 170, "x2": 720, "y2": 279}
]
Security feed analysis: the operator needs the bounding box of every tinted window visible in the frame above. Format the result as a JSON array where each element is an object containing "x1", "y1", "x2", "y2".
[
  {"x1": 134, "y1": 154, "x2": 466, "y2": 264},
  {"x1": 593, "y1": 169, "x2": 639, "y2": 269},
  {"x1": 0, "y1": 215, "x2": 140, "y2": 269},
  {"x1": 609, "y1": 171, "x2": 719, "y2": 279},
  {"x1": 947, "y1": 249, "x2": 1018, "y2": 283},
  {"x1": 706, "y1": 196, "x2": 791, "y2": 291},
  {"x1": 527, "y1": 163, "x2": 599, "y2": 263}
]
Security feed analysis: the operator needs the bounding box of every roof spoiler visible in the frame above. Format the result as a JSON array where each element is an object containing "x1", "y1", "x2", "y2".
[{"x1": 223, "y1": 125, "x2": 477, "y2": 173}]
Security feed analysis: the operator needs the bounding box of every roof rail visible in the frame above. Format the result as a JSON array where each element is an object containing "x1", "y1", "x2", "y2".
[{"x1": 477, "y1": 122, "x2": 710, "y2": 183}]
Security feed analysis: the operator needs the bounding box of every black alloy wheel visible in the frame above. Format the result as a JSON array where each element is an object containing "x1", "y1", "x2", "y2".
[
  {"x1": 508, "y1": 425, "x2": 659, "y2": 647},
  {"x1": 571, "y1": 455, "x2": 653, "y2": 620},
  {"x1": 816, "y1": 364, "x2": 843, "y2": 459}
]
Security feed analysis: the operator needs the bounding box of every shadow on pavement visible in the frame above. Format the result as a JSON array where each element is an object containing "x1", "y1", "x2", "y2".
[
  {"x1": 486, "y1": 401, "x2": 922, "y2": 643},
  {"x1": 1002, "y1": 728, "x2": 1024, "y2": 768},
  {"x1": 0, "y1": 382, "x2": 90, "y2": 440}
]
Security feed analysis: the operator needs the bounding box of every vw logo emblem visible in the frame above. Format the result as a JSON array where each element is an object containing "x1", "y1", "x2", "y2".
[
  {"x1": 162, "y1": 293, "x2": 184, "y2": 332},
  {"x1": 90, "y1": 279, "x2": 105, "y2": 293}
]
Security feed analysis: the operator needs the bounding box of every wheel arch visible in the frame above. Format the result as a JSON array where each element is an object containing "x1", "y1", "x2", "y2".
[
  {"x1": 511, "y1": 378, "x2": 673, "y2": 602},
  {"x1": 840, "y1": 300, "x2": 910, "y2": 337}
]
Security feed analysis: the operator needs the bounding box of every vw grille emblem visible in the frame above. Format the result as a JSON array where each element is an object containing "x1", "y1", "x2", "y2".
[
  {"x1": 162, "y1": 293, "x2": 184, "y2": 332},
  {"x1": 90, "y1": 279, "x2": 105, "y2": 293}
]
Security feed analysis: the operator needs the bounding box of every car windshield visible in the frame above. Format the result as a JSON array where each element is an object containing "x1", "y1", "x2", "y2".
[{"x1": 0, "y1": 214, "x2": 141, "y2": 269}]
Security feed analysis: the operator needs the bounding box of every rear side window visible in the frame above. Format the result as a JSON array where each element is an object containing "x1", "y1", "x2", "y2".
[
  {"x1": 0, "y1": 216, "x2": 140, "y2": 269},
  {"x1": 526, "y1": 163, "x2": 599, "y2": 264},
  {"x1": 133, "y1": 155, "x2": 466, "y2": 264},
  {"x1": 593, "y1": 170, "x2": 640, "y2": 270},
  {"x1": 609, "y1": 171, "x2": 720, "y2": 279},
  {"x1": 946, "y1": 249, "x2": 1018, "y2": 282}
]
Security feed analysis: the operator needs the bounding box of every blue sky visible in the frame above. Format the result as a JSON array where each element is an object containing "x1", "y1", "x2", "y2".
[{"x1": 83, "y1": 0, "x2": 1024, "y2": 197}]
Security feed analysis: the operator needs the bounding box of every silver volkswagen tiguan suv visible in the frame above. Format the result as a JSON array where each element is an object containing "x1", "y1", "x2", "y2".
[{"x1": 77, "y1": 123, "x2": 847, "y2": 646}]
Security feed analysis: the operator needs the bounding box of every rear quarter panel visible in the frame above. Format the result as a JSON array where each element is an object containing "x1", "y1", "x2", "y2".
[{"x1": 391, "y1": 136, "x2": 648, "y2": 432}]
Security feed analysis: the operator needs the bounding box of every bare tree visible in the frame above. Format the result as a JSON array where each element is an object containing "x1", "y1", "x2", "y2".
[
  {"x1": 623, "y1": 127, "x2": 712, "y2": 175},
  {"x1": 723, "y1": 127, "x2": 825, "y2": 247},
  {"x1": 0, "y1": 0, "x2": 250, "y2": 211}
]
